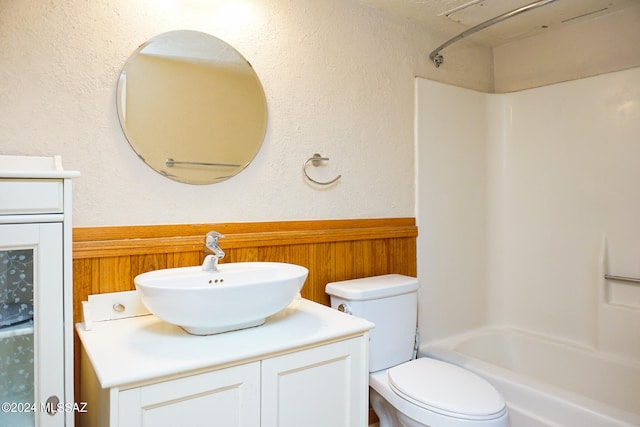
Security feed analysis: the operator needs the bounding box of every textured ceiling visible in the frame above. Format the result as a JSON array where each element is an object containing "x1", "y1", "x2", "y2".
[{"x1": 355, "y1": 0, "x2": 639, "y2": 46}]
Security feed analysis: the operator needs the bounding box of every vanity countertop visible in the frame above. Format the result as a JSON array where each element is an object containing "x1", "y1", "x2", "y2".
[{"x1": 76, "y1": 296, "x2": 373, "y2": 389}]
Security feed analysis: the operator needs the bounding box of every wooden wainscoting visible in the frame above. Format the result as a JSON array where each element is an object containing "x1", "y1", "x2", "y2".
[
  {"x1": 72, "y1": 217, "x2": 418, "y2": 322},
  {"x1": 72, "y1": 217, "x2": 417, "y2": 417}
]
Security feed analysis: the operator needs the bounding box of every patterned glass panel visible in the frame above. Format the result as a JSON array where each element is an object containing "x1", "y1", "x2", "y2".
[
  {"x1": 0, "y1": 249, "x2": 35, "y2": 426},
  {"x1": 1, "y1": 250, "x2": 34, "y2": 327}
]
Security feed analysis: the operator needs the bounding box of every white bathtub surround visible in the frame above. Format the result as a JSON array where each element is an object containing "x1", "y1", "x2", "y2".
[
  {"x1": 423, "y1": 327, "x2": 640, "y2": 427},
  {"x1": 416, "y1": 68, "x2": 640, "y2": 426},
  {"x1": 416, "y1": 67, "x2": 640, "y2": 359}
]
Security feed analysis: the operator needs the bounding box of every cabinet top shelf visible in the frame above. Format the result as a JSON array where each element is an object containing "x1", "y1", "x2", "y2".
[
  {"x1": 77, "y1": 297, "x2": 373, "y2": 389},
  {"x1": 0, "y1": 155, "x2": 79, "y2": 179},
  {"x1": 0, "y1": 321, "x2": 34, "y2": 340}
]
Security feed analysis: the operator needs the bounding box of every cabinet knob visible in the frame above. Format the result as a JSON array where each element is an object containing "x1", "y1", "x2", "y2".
[{"x1": 45, "y1": 395, "x2": 60, "y2": 415}]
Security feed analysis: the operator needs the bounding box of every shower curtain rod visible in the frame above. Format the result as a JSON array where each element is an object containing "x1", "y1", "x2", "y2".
[{"x1": 429, "y1": 0, "x2": 559, "y2": 68}]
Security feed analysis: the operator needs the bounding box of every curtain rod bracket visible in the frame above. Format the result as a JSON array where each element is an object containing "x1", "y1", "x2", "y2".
[{"x1": 431, "y1": 52, "x2": 444, "y2": 68}]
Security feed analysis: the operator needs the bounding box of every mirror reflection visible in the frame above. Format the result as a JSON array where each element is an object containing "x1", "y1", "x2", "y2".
[{"x1": 117, "y1": 30, "x2": 268, "y2": 184}]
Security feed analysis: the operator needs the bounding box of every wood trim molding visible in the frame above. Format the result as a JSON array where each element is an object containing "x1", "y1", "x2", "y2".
[{"x1": 73, "y1": 218, "x2": 417, "y2": 258}]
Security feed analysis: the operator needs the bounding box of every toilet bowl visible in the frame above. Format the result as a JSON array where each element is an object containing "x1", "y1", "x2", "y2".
[
  {"x1": 371, "y1": 358, "x2": 508, "y2": 427},
  {"x1": 326, "y1": 274, "x2": 509, "y2": 427}
]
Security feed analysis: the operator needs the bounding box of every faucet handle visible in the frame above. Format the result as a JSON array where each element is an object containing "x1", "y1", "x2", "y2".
[
  {"x1": 203, "y1": 231, "x2": 226, "y2": 270},
  {"x1": 205, "y1": 230, "x2": 225, "y2": 246}
]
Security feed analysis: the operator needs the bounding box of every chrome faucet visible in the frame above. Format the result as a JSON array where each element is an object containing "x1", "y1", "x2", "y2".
[{"x1": 202, "y1": 231, "x2": 225, "y2": 271}]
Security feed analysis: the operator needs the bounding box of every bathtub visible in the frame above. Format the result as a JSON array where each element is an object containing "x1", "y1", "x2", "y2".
[{"x1": 421, "y1": 327, "x2": 640, "y2": 427}]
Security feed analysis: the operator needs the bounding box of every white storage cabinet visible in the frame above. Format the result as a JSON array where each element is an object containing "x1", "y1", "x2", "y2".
[{"x1": 0, "y1": 155, "x2": 79, "y2": 427}]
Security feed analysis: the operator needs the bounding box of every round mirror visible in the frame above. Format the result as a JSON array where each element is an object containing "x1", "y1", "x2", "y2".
[{"x1": 116, "y1": 30, "x2": 268, "y2": 184}]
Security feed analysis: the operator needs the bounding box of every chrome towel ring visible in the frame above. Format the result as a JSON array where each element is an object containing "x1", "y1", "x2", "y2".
[{"x1": 303, "y1": 153, "x2": 342, "y2": 186}]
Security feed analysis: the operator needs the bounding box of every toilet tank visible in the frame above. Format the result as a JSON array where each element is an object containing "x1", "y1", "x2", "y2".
[{"x1": 325, "y1": 274, "x2": 418, "y2": 373}]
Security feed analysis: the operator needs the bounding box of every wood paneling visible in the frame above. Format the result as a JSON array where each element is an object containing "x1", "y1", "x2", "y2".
[
  {"x1": 72, "y1": 217, "x2": 417, "y2": 419},
  {"x1": 72, "y1": 218, "x2": 417, "y2": 323}
]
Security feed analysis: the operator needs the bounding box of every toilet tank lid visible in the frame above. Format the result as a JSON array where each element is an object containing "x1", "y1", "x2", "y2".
[{"x1": 325, "y1": 274, "x2": 418, "y2": 300}]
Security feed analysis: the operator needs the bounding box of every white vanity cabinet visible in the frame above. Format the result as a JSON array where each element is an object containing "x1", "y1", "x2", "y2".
[
  {"x1": 77, "y1": 297, "x2": 373, "y2": 427},
  {"x1": 118, "y1": 362, "x2": 261, "y2": 427},
  {"x1": 0, "y1": 155, "x2": 78, "y2": 427},
  {"x1": 261, "y1": 337, "x2": 368, "y2": 427}
]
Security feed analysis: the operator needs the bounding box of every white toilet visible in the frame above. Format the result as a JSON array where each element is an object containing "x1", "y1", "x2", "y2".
[{"x1": 326, "y1": 274, "x2": 509, "y2": 427}]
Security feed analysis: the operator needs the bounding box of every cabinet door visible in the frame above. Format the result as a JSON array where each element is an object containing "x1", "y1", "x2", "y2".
[
  {"x1": 0, "y1": 223, "x2": 65, "y2": 427},
  {"x1": 118, "y1": 362, "x2": 261, "y2": 427},
  {"x1": 261, "y1": 337, "x2": 369, "y2": 427}
]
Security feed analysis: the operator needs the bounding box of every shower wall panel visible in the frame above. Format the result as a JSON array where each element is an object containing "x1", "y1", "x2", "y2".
[{"x1": 417, "y1": 68, "x2": 640, "y2": 359}]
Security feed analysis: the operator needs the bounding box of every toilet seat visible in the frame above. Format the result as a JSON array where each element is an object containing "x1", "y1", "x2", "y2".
[{"x1": 388, "y1": 358, "x2": 506, "y2": 421}]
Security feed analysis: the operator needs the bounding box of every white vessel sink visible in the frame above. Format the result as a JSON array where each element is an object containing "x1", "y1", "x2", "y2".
[{"x1": 134, "y1": 262, "x2": 308, "y2": 335}]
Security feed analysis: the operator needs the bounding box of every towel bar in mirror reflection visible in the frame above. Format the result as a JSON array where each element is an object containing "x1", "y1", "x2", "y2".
[
  {"x1": 165, "y1": 159, "x2": 241, "y2": 168},
  {"x1": 604, "y1": 274, "x2": 640, "y2": 285}
]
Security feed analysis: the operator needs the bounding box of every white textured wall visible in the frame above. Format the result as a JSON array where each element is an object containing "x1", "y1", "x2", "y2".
[
  {"x1": 417, "y1": 68, "x2": 640, "y2": 359},
  {"x1": 0, "y1": 0, "x2": 491, "y2": 226}
]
